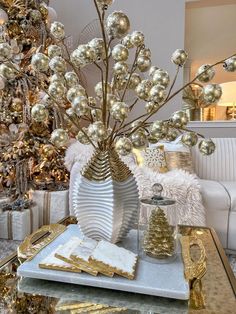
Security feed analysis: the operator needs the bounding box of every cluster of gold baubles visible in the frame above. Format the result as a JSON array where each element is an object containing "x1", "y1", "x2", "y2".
[{"x1": 27, "y1": 0, "x2": 236, "y2": 156}]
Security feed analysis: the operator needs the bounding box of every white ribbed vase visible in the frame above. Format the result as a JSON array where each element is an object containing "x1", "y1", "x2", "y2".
[{"x1": 72, "y1": 149, "x2": 139, "y2": 243}]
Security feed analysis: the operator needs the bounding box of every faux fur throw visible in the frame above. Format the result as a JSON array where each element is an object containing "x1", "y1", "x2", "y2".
[{"x1": 65, "y1": 142, "x2": 206, "y2": 226}]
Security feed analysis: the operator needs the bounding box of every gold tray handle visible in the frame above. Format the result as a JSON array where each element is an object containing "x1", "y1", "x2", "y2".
[
  {"x1": 180, "y1": 236, "x2": 207, "y2": 310},
  {"x1": 17, "y1": 224, "x2": 66, "y2": 263}
]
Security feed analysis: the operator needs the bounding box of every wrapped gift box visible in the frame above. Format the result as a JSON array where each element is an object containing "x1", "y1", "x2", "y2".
[
  {"x1": 0, "y1": 207, "x2": 39, "y2": 240},
  {"x1": 29, "y1": 190, "x2": 69, "y2": 227}
]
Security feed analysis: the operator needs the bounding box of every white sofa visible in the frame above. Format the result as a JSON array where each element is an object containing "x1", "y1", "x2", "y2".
[{"x1": 191, "y1": 138, "x2": 236, "y2": 252}]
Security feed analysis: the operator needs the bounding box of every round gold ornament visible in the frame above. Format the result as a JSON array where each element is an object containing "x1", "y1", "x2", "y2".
[
  {"x1": 181, "y1": 132, "x2": 198, "y2": 147},
  {"x1": 130, "y1": 129, "x2": 147, "y2": 149},
  {"x1": 148, "y1": 134, "x2": 160, "y2": 144},
  {"x1": 50, "y1": 21, "x2": 65, "y2": 40},
  {"x1": 131, "y1": 31, "x2": 145, "y2": 46},
  {"x1": 50, "y1": 73, "x2": 65, "y2": 84},
  {"x1": 48, "y1": 82, "x2": 66, "y2": 99},
  {"x1": 198, "y1": 139, "x2": 215, "y2": 155},
  {"x1": 39, "y1": 3, "x2": 48, "y2": 19},
  {"x1": 136, "y1": 79, "x2": 153, "y2": 101},
  {"x1": 171, "y1": 110, "x2": 189, "y2": 128},
  {"x1": 29, "y1": 10, "x2": 42, "y2": 24},
  {"x1": 95, "y1": 81, "x2": 112, "y2": 97},
  {"x1": 113, "y1": 61, "x2": 129, "y2": 75},
  {"x1": 49, "y1": 56, "x2": 67, "y2": 73},
  {"x1": 76, "y1": 128, "x2": 90, "y2": 145},
  {"x1": 51, "y1": 128, "x2": 69, "y2": 148},
  {"x1": 67, "y1": 85, "x2": 86, "y2": 103},
  {"x1": 165, "y1": 129, "x2": 178, "y2": 142},
  {"x1": 149, "y1": 84, "x2": 166, "y2": 103},
  {"x1": 145, "y1": 101, "x2": 160, "y2": 113},
  {"x1": 110, "y1": 101, "x2": 129, "y2": 121},
  {"x1": 31, "y1": 53, "x2": 49, "y2": 72},
  {"x1": 112, "y1": 44, "x2": 129, "y2": 62},
  {"x1": 122, "y1": 34, "x2": 134, "y2": 49},
  {"x1": 128, "y1": 72, "x2": 141, "y2": 89},
  {"x1": 140, "y1": 48, "x2": 151, "y2": 58},
  {"x1": 9, "y1": 98, "x2": 23, "y2": 112},
  {"x1": 71, "y1": 96, "x2": 90, "y2": 116},
  {"x1": 88, "y1": 121, "x2": 107, "y2": 141},
  {"x1": 203, "y1": 84, "x2": 222, "y2": 103},
  {"x1": 115, "y1": 137, "x2": 133, "y2": 156},
  {"x1": 196, "y1": 64, "x2": 215, "y2": 83},
  {"x1": 150, "y1": 120, "x2": 168, "y2": 139},
  {"x1": 0, "y1": 42, "x2": 12, "y2": 61},
  {"x1": 0, "y1": 62, "x2": 17, "y2": 79},
  {"x1": 41, "y1": 144, "x2": 56, "y2": 159},
  {"x1": 31, "y1": 104, "x2": 49, "y2": 122},
  {"x1": 171, "y1": 49, "x2": 188, "y2": 67},
  {"x1": 106, "y1": 11, "x2": 130, "y2": 39},
  {"x1": 75, "y1": 44, "x2": 97, "y2": 64},
  {"x1": 89, "y1": 38, "x2": 106, "y2": 61},
  {"x1": 223, "y1": 56, "x2": 236, "y2": 72},
  {"x1": 149, "y1": 66, "x2": 159, "y2": 77},
  {"x1": 70, "y1": 49, "x2": 85, "y2": 67},
  {"x1": 48, "y1": 45, "x2": 62, "y2": 58},
  {"x1": 65, "y1": 71, "x2": 79, "y2": 87},
  {"x1": 137, "y1": 56, "x2": 151, "y2": 72},
  {"x1": 152, "y1": 69, "x2": 170, "y2": 88}
]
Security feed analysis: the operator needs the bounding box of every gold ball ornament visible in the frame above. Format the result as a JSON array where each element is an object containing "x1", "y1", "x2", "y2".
[
  {"x1": 48, "y1": 45, "x2": 62, "y2": 58},
  {"x1": 136, "y1": 79, "x2": 153, "y2": 101},
  {"x1": 49, "y1": 56, "x2": 67, "y2": 73},
  {"x1": 115, "y1": 137, "x2": 133, "y2": 156},
  {"x1": 110, "y1": 101, "x2": 129, "y2": 121},
  {"x1": 31, "y1": 104, "x2": 49, "y2": 122},
  {"x1": 67, "y1": 85, "x2": 86, "y2": 103},
  {"x1": 152, "y1": 69, "x2": 170, "y2": 88},
  {"x1": 130, "y1": 129, "x2": 148, "y2": 149},
  {"x1": 29, "y1": 10, "x2": 42, "y2": 24},
  {"x1": 196, "y1": 64, "x2": 215, "y2": 83},
  {"x1": 41, "y1": 144, "x2": 56, "y2": 159},
  {"x1": 145, "y1": 101, "x2": 160, "y2": 113},
  {"x1": 51, "y1": 128, "x2": 69, "y2": 148},
  {"x1": 48, "y1": 82, "x2": 66, "y2": 99},
  {"x1": 198, "y1": 139, "x2": 215, "y2": 155},
  {"x1": 39, "y1": 3, "x2": 48, "y2": 19},
  {"x1": 0, "y1": 42, "x2": 12, "y2": 61},
  {"x1": 149, "y1": 84, "x2": 166, "y2": 103},
  {"x1": 165, "y1": 129, "x2": 178, "y2": 142},
  {"x1": 0, "y1": 62, "x2": 17, "y2": 79},
  {"x1": 131, "y1": 31, "x2": 145, "y2": 46},
  {"x1": 75, "y1": 44, "x2": 97, "y2": 65},
  {"x1": 122, "y1": 34, "x2": 134, "y2": 49},
  {"x1": 50, "y1": 21, "x2": 65, "y2": 40},
  {"x1": 112, "y1": 44, "x2": 129, "y2": 62},
  {"x1": 88, "y1": 121, "x2": 107, "y2": 142},
  {"x1": 31, "y1": 53, "x2": 49, "y2": 72},
  {"x1": 171, "y1": 110, "x2": 189, "y2": 128},
  {"x1": 71, "y1": 96, "x2": 90, "y2": 116},
  {"x1": 95, "y1": 81, "x2": 112, "y2": 97},
  {"x1": 128, "y1": 72, "x2": 141, "y2": 89},
  {"x1": 148, "y1": 134, "x2": 160, "y2": 144},
  {"x1": 181, "y1": 132, "x2": 198, "y2": 147},
  {"x1": 149, "y1": 66, "x2": 159, "y2": 77},
  {"x1": 50, "y1": 73, "x2": 66, "y2": 84},
  {"x1": 106, "y1": 11, "x2": 130, "y2": 39},
  {"x1": 223, "y1": 56, "x2": 236, "y2": 72},
  {"x1": 140, "y1": 48, "x2": 151, "y2": 58},
  {"x1": 203, "y1": 84, "x2": 222, "y2": 103},
  {"x1": 171, "y1": 49, "x2": 188, "y2": 67},
  {"x1": 65, "y1": 71, "x2": 79, "y2": 88},
  {"x1": 89, "y1": 38, "x2": 106, "y2": 61},
  {"x1": 113, "y1": 61, "x2": 129, "y2": 75},
  {"x1": 150, "y1": 120, "x2": 168, "y2": 139},
  {"x1": 76, "y1": 128, "x2": 90, "y2": 145},
  {"x1": 137, "y1": 56, "x2": 151, "y2": 72},
  {"x1": 9, "y1": 98, "x2": 23, "y2": 112}
]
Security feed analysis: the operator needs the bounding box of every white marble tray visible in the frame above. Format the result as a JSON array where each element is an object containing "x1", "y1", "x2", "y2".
[{"x1": 17, "y1": 225, "x2": 189, "y2": 300}]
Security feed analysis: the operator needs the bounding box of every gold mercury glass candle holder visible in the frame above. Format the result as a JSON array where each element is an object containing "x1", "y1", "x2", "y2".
[{"x1": 139, "y1": 183, "x2": 177, "y2": 264}]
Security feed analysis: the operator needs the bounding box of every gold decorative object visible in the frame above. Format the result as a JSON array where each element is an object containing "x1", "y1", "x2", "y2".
[
  {"x1": 180, "y1": 235, "x2": 207, "y2": 310},
  {"x1": 17, "y1": 224, "x2": 66, "y2": 262}
]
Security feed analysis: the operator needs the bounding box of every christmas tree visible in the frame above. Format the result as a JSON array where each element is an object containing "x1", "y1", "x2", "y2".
[
  {"x1": 143, "y1": 207, "x2": 175, "y2": 259},
  {"x1": 0, "y1": 0, "x2": 69, "y2": 203}
]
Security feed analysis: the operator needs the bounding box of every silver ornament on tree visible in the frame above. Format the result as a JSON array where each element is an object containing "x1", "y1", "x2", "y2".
[
  {"x1": 131, "y1": 31, "x2": 145, "y2": 46},
  {"x1": 196, "y1": 64, "x2": 215, "y2": 82},
  {"x1": 203, "y1": 84, "x2": 222, "y2": 103},
  {"x1": 152, "y1": 69, "x2": 170, "y2": 88},
  {"x1": 223, "y1": 56, "x2": 236, "y2": 72},
  {"x1": 87, "y1": 121, "x2": 108, "y2": 141},
  {"x1": 49, "y1": 56, "x2": 67, "y2": 73},
  {"x1": 110, "y1": 101, "x2": 129, "y2": 121},
  {"x1": 65, "y1": 72, "x2": 79, "y2": 88},
  {"x1": 76, "y1": 128, "x2": 90, "y2": 145},
  {"x1": 88, "y1": 38, "x2": 106, "y2": 61},
  {"x1": 113, "y1": 61, "x2": 129, "y2": 76},
  {"x1": 0, "y1": 43, "x2": 12, "y2": 61},
  {"x1": 0, "y1": 62, "x2": 17, "y2": 79},
  {"x1": 51, "y1": 128, "x2": 69, "y2": 148},
  {"x1": 50, "y1": 21, "x2": 65, "y2": 40},
  {"x1": 112, "y1": 44, "x2": 129, "y2": 61},
  {"x1": 181, "y1": 132, "x2": 198, "y2": 147},
  {"x1": 199, "y1": 139, "x2": 215, "y2": 155},
  {"x1": 149, "y1": 84, "x2": 166, "y2": 103},
  {"x1": 145, "y1": 101, "x2": 160, "y2": 114},
  {"x1": 48, "y1": 82, "x2": 66, "y2": 99},
  {"x1": 115, "y1": 137, "x2": 133, "y2": 156},
  {"x1": 137, "y1": 56, "x2": 151, "y2": 72},
  {"x1": 31, "y1": 53, "x2": 49, "y2": 72},
  {"x1": 106, "y1": 11, "x2": 130, "y2": 39},
  {"x1": 31, "y1": 104, "x2": 49, "y2": 122},
  {"x1": 136, "y1": 79, "x2": 153, "y2": 101},
  {"x1": 48, "y1": 45, "x2": 63, "y2": 58},
  {"x1": 130, "y1": 129, "x2": 148, "y2": 149},
  {"x1": 128, "y1": 73, "x2": 141, "y2": 89},
  {"x1": 67, "y1": 86, "x2": 86, "y2": 103},
  {"x1": 71, "y1": 96, "x2": 90, "y2": 116},
  {"x1": 150, "y1": 120, "x2": 168, "y2": 139},
  {"x1": 171, "y1": 49, "x2": 188, "y2": 67},
  {"x1": 171, "y1": 110, "x2": 189, "y2": 128},
  {"x1": 122, "y1": 34, "x2": 134, "y2": 49}
]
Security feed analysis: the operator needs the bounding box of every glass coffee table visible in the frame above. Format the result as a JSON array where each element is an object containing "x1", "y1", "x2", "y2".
[{"x1": 0, "y1": 217, "x2": 235, "y2": 313}]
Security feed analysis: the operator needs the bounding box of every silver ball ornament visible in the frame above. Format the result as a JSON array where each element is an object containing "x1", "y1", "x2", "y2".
[
  {"x1": 51, "y1": 128, "x2": 69, "y2": 148},
  {"x1": 181, "y1": 132, "x2": 198, "y2": 147},
  {"x1": 48, "y1": 45, "x2": 62, "y2": 58},
  {"x1": 223, "y1": 56, "x2": 236, "y2": 72},
  {"x1": 95, "y1": 81, "x2": 112, "y2": 97},
  {"x1": 31, "y1": 53, "x2": 49, "y2": 72},
  {"x1": 115, "y1": 137, "x2": 133, "y2": 156},
  {"x1": 165, "y1": 129, "x2": 179, "y2": 142},
  {"x1": 122, "y1": 34, "x2": 134, "y2": 49},
  {"x1": 152, "y1": 69, "x2": 170, "y2": 88},
  {"x1": 171, "y1": 110, "x2": 189, "y2": 128},
  {"x1": 70, "y1": 49, "x2": 86, "y2": 67},
  {"x1": 136, "y1": 79, "x2": 153, "y2": 101},
  {"x1": 137, "y1": 56, "x2": 151, "y2": 72},
  {"x1": 76, "y1": 128, "x2": 90, "y2": 145},
  {"x1": 112, "y1": 44, "x2": 129, "y2": 62},
  {"x1": 145, "y1": 101, "x2": 160, "y2": 113},
  {"x1": 128, "y1": 73, "x2": 141, "y2": 89},
  {"x1": 149, "y1": 84, "x2": 166, "y2": 103},
  {"x1": 48, "y1": 82, "x2": 66, "y2": 99},
  {"x1": 71, "y1": 96, "x2": 90, "y2": 116},
  {"x1": 50, "y1": 73, "x2": 65, "y2": 84},
  {"x1": 203, "y1": 84, "x2": 222, "y2": 103},
  {"x1": 140, "y1": 48, "x2": 151, "y2": 58},
  {"x1": 49, "y1": 56, "x2": 66, "y2": 73},
  {"x1": 199, "y1": 139, "x2": 215, "y2": 155},
  {"x1": 88, "y1": 121, "x2": 107, "y2": 142},
  {"x1": 149, "y1": 66, "x2": 159, "y2": 77},
  {"x1": 150, "y1": 120, "x2": 168, "y2": 139},
  {"x1": 50, "y1": 21, "x2": 65, "y2": 40},
  {"x1": 110, "y1": 101, "x2": 129, "y2": 121},
  {"x1": 65, "y1": 71, "x2": 79, "y2": 88},
  {"x1": 131, "y1": 31, "x2": 145, "y2": 46},
  {"x1": 67, "y1": 85, "x2": 86, "y2": 103},
  {"x1": 31, "y1": 104, "x2": 48, "y2": 122},
  {"x1": 130, "y1": 130, "x2": 147, "y2": 149},
  {"x1": 171, "y1": 49, "x2": 188, "y2": 67},
  {"x1": 88, "y1": 38, "x2": 106, "y2": 61},
  {"x1": 113, "y1": 61, "x2": 128, "y2": 75},
  {"x1": 106, "y1": 94, "x2": 118, "y2": 108},
  {"x1": 196, "y1": 64, "x2": 215, "y2": 83},
  {"x1": 106, "y1": 11, "x2": 130, "y2": 39},
  {"x1": 0, "y1": 62, "x2": 17, "y2": 79},
  {"x1": 96, "y1": 0, "x2": 113, "y2": 7},
  {"x1": 76, "y1": 44, "x2": 96, "y2": 65},
  {"x1": 0, "y1": 43, "x2": 12, "y2": 61}
]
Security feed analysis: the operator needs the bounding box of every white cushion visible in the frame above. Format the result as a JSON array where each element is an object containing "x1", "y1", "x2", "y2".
[{"x1": 199, "y1": 179, "x2": 230, "y2": 248}]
